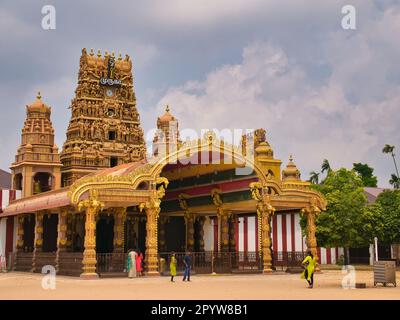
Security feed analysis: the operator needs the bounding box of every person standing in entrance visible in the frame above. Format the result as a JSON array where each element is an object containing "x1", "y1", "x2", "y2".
[
  {"x1": 183, "y1": 251, "x2": 191, "y2": 282},
  {"x1": 126, "y1": 249, "x2": 137, "y2": 278},
  {"x1": 136, "y1": 250, "x2": 143, "y2": 277},
  {"x1": 301, "y1": 251, "x2": 316, "y2": 288},
  {"x1": 170, "y1": 252, "x2": 177, "y2": 282}
]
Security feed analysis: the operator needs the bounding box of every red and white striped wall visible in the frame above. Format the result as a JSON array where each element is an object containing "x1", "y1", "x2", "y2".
[
  {"x1": 203, "y1": 213, "x2": 343, "y2": 265},
  {"x1": 0, "y1": 189, "x2": 21, "y2": 262}
]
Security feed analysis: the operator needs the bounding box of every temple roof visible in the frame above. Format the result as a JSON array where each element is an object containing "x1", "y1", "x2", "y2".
[
  {"x1": 2, "y1": 159, "x2": 148, "y2": 216},
  {"x1": 1, "y1": 188, "x2": 70, "y2": 217}
]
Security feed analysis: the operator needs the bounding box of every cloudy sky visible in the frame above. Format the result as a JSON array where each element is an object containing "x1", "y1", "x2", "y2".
[{"x1": 0, "y1": 0, "x2": 399, "y2": 187}]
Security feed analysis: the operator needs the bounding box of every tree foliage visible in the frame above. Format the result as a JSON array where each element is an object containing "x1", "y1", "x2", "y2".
[
  {"x1": 352, "y1": 162, "x2": 378, "y2": 187},
  {"x1": 302, "y1": 168, "x2": 383, "y2": 249},
  {"x1": 375, "y1": 190, "x2": 400, "y2": 244},
  {"x1": 389, "y1": 174, "x2": 400, "y2": 189}
]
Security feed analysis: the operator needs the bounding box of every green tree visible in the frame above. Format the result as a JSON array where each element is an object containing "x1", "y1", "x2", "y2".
[
  {"x1": 375, "y1": 190, "x2": 400, "y2": 244},
  {"x1": 389, "y1": 174, "x2": 400, "y2": 189},
  {"x1": 352, "y1": 162, "x2": 378, "y2": 187},
  {"x1": 359, "y1": 203, "x2": 385, "y2": 244},
  {"x1": 382, "y1": 144, "x2": 399, "y2": 188},
  {"x1": 309, "y1": 171, "x2": 320, "y2": 184},
  {"x1": 321, "y1": 159, "x2": 331, "y2": 175},
  {"x1": 304, "y1": 168, "x2": 383, "y2": 264}
]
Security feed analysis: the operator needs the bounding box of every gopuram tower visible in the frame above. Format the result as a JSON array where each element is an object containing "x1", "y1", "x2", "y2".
[
  {"x1": 10, "y1": 92, "x2": 62, "y2": 197},
  {"x1": 60, "y1": 48, "x2": 146, "y2": 186}
]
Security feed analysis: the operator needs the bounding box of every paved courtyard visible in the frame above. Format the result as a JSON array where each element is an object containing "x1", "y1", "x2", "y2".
[{"x1": 0, "y1": 270, "x2": 398, "y2": 300}]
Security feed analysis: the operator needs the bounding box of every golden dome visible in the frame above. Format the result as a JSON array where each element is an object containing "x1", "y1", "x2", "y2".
[
  {"x1": 282, "y1": 155, "x2": 301, "y2": 181},
  {"x1": 158, "y1": 105, "x2": 176, "y2": 123},
  {"x1": 255, "y1": 141, "x2": 273, "y2": 158},
  {"x1": 27, "y1": 92, "x2": 51, "y2": 113}
]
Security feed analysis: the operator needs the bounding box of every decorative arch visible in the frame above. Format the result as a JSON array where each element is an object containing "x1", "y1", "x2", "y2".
[
  {"x1": 68, "y1": 132, "x2": 326, "y2": 211},
  {"x1": 141, "y1": 132, "x2": 275, "y2": 190}
]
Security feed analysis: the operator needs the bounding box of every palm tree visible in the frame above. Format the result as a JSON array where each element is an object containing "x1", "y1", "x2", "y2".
[
  {"x1": 389, "y1": 174, "x2": 400, "y2": 189},
  {"x1": 382, "y1": 144, "x2": 400, "y2": 181},
  {"x1": 321, "y1": 159, "x2": 331, "y2": 174},
  {"x1": 309, "y1": 171, "x2": 320, "y2": 184}
]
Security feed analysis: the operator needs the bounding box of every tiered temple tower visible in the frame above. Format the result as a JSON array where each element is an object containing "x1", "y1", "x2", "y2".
[
  {"x1": 10, "y1": 93, "x2": 62, "y2": 197},
  {"x1": 60, "y1": 48, "x2": 146, "y2": 186}
]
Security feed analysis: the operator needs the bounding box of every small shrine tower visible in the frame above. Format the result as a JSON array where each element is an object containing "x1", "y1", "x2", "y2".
[
  {"x1": 152, "y1": 105, "x2": 180, "y2": 157},
  {"x1": 10, "y1": 92, "x2": 62, "y2": 197}
]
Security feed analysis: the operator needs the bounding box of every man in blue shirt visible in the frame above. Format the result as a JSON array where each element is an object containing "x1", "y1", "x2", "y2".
[{"x1": 183, "y1": 251, "x2": 191, "y2": 281}]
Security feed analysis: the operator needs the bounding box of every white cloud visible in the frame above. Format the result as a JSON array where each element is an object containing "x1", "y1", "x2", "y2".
[{"x1": 150, "y1": 4, "x2": 400, "y2": 187}]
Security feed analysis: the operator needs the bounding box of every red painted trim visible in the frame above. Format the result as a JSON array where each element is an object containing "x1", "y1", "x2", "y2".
[
  {"x1": 165, "y1": 178, "x2": 258, "y2": 200},
  {"x1": 272, "y1": 215, "x2": 277, "y2": 253},
  {"x1": 213, "y1": 218, "x2": 218, "y2": 252},
  {"x1": 317, "y1": 247, "x2": 321, "y2": 261},
  {"x1": 0, "y1": 190, "x2": 3, "y2": 213},
  {"x1": 243, "y1": 217, "x2": 248, "y2": 254},
  {"x1": 235, "y1": 218, "x2": 239, "y2": 253},
  {"x1": 335, "y1": 247, "x2": 339, "y2": 260},
  {"x1": 255, "y1": 215, "x2": 259, "y2": 254},
  {"x1": 5, "y1": 217, "x2": 14, "y2": 262},
  {"x1": 281, "y1": 214, "x2": 287, "y2": 253},
  {"x1": 291, "y1": 213, "x2": 295, "y2": 252},
  {"x1": 326, "y1": 247, "x2": 331, "y2": 264}
]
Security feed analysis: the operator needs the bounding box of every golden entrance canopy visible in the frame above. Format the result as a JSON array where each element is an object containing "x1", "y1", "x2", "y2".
[{"x1": 2, "y1": 135, "x2": 327, "y2": 217}]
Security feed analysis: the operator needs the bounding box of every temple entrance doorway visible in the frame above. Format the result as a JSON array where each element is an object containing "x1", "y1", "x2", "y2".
[
  {"x1": 124, "y1": 214, "x2": 146, "y2": 254},
  {"x1": 42, "y1": 214, "x2": 58, "y2": 252},
  {"x1": 96, "y1": 215, "x2": 114, "y2": 253},
  {"x1": 164, "y1": 216, "x2": 185, "y2": 252},
  {"x1": 23, "y1": 214, "x2": 35, "y2": 252}
]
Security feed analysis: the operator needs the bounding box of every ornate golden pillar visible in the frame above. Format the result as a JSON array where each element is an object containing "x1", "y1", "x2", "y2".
[
  {"x1": 301, "y1": 198, "x2": 321, "y2": 270},
  {"x1": 139, "y1": 177, "x2": 168, "y2": 276},
  {"x1": 198, "y1": 216, "x2": 206, "y2": 252},
  {"x1": 184, "y1": 212, "x2": 195, "y2": 252},
  {"x1": 229, "y1": 215, "x2": 237, "y2": 252},
  {"x1": 144, "y1": 205, "x2": 159, "y2": 275},
  {"x1": 211, "y1": 189, "x2": 230, "y2": 252},
  {"x1": 179, "y1": 194, "x2": 195, "y2": 252},
  {"x1": 78, "y1": 189, "x2": 104, "y2": 279},
  {"x1": 250, "y1": 182, "x2": 275, "y2": 273},
  {"x1": 16, "y1": 215, "x2": 24, "y2": 252},
  {"x1": 219, "y1": 210, "x2": 230, "y2": 252},
  {"x1": 113, "y1": 208, "x2": 127, "y2": 253},
  {"x1": 66, "y1": 213, "x2": 73, "y2": 250},
  {"x1": 55, "y1": 208, "x2": 68, "y2": 272},
  {"x1": 32, "y1": 212, "x2": 44, "y2": 272},
  {"x1": 33, "y1": 213, "x2": 44, "y2": 252}
]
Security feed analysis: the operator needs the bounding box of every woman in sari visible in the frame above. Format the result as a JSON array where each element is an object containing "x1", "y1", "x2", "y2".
[
  {"x1": 170, "y1": 252, "x2": 177, "y2": 282},
  {"x1": 126, "y1": 250, "x2": 137, "y2": 278},
  {"x1": 301, "y1": 251, "x2": 316, "y2": 288},
  {"x1": 136, "y1": 251, "x2": 143, "y2": 277}
]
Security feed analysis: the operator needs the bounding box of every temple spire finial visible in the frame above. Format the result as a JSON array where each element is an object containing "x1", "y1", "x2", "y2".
[
  {"x1": 166, "y1": 105, "x2": 170, "y2": 113},
  {"x1": 289, "y1": 154, "x2": 293, "y2": 162},
  {"x1": 37, "y1": 91, "x2": 41, "y2": 100}
]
